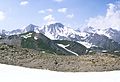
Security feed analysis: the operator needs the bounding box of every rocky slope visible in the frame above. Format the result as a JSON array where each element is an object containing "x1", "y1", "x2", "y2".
[{"x1": 0, "y1": 44, "x2": 120, "y2": 72}]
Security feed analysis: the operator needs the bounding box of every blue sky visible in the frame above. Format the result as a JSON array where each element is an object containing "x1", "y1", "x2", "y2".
[{"x1": 0, "y1": 0, "x2": 119, "y2": 30}]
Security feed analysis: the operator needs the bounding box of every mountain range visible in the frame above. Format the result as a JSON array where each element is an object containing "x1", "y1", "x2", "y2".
[{"x1": 1, "y1": 23, "x2": 120, "y2": 55}]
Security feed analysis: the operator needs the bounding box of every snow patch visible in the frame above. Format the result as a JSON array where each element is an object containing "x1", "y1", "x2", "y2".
[
  {"x1": 21, "y1": 33, "x2": 32, "y2": 39},
  {"x1": 77, "y1": 41, "x2": 92, "y2": 48},
  {"x1": 57, "y1": 44, "x2": 70, "y2": 48},
  {"x1": 45, "y1": 32, "x2": 55, "y2": 40},
  {"x1": 34, "y1": 36, "x2": 38, "y2": 40},
  {"x1": 57, "y1": 44, "x2": 79, "y2": 56},
  {"x1": 96, "y1": 29, "x2": 111, "y2": 38}
]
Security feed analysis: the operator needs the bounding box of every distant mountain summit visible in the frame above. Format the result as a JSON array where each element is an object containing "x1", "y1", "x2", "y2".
[
  {"x1": 41, "y1": 23, "x2": 83, "y2": 40},
  {"x1": 1, "y1": 22, "x2": 120, "y2": 53},
  {"x1": 104, "y1": 28, "x2": 120, "y2": 43},
  {"x1": 0, "y1": 29, "x2": 23, "y2": 35},
  {"x1": 23, "y1": 24, "x2": 40, "y2": 33}
]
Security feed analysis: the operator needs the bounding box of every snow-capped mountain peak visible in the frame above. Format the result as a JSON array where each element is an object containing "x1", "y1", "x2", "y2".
[
  {"x1": 83, "y1": 26, "x2": 96, "y2": 33},
  {"x1": 23, "y1": 24, "x2": 40, "y2": 33},
  {"x1": 104, "y1": 28, "x2": 118, "y2": 34},
  {"x1": 1, "y1": 22, "x2": 120, "y2": 47},
  {"x1": 44, "y1": 23, "x2": 65, "y2": 34},
  {"x1": 41, "y1": 23, "x2": 84, "y2": 40}
]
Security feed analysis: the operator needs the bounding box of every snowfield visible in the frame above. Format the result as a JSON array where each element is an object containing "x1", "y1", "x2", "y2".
[{"x1": 0, "y1": 64, "x2": 120, "y2": 82}]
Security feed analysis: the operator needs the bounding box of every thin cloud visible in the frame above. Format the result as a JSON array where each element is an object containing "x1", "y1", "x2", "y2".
[
  {"x1": 86, "y1": 1, "x2": 120, "y2": 30},
  {"x1": 54, "y1": 0, "x2": 64, "y2": 3},
  {"x1": 0, "y1": 11, "x2": 5, "y2": 21},
  {"x1": 20, "y1": 1, "x2": 29, "y2": 6},
  {"x1": 46, "y1": 9, "x2": 53, "y2": 12},
  {"x1": 38, "y1": 10, "x2": 45, "y2": 14},
  {"x1": 44, "y1": 15, "x2": 56, "y2": 24},
  {"x1": 38, "y1": 9, "x2": 53, "y2": 14},
  {"x1": 66, "y1": 14, "x2": 74, "y2": 18},
  {"x1": 58, "y1": 8, "x2": 67, "y2": 13}
]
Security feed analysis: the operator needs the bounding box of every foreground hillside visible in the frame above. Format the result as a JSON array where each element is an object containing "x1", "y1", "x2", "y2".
[
  {"x1": 0, "y1": 32, "x2": 87, "y2": 56},
  {"x1": 0, "y1": 44, "x2": 120, "y2": 72}
]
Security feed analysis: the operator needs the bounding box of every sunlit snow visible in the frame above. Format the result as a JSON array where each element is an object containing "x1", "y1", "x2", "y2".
[
  {"x1": 0, "y1": 64, "x2": 120, "y2": 82},
  {"x1": 57, "y1": 44, "x2": 79, "y2": 56}
]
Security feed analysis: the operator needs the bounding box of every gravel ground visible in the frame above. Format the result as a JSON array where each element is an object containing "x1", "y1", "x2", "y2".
[{"x1": 0, "y1": 44, "x2": 120, "y2": 72}]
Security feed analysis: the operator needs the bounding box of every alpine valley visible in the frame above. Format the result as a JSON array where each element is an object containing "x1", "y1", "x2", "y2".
[{"x1": 1, "y1": 23, "x2": 120, "y2": 56}]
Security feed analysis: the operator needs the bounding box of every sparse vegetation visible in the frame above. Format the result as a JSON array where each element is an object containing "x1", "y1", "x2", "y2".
[
  {"x1": 0, "y1": 44, "x2": 120, "y2": 72},
  {"x1": 88, "y1": 51, "x2": 97, "y2": 55}
]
